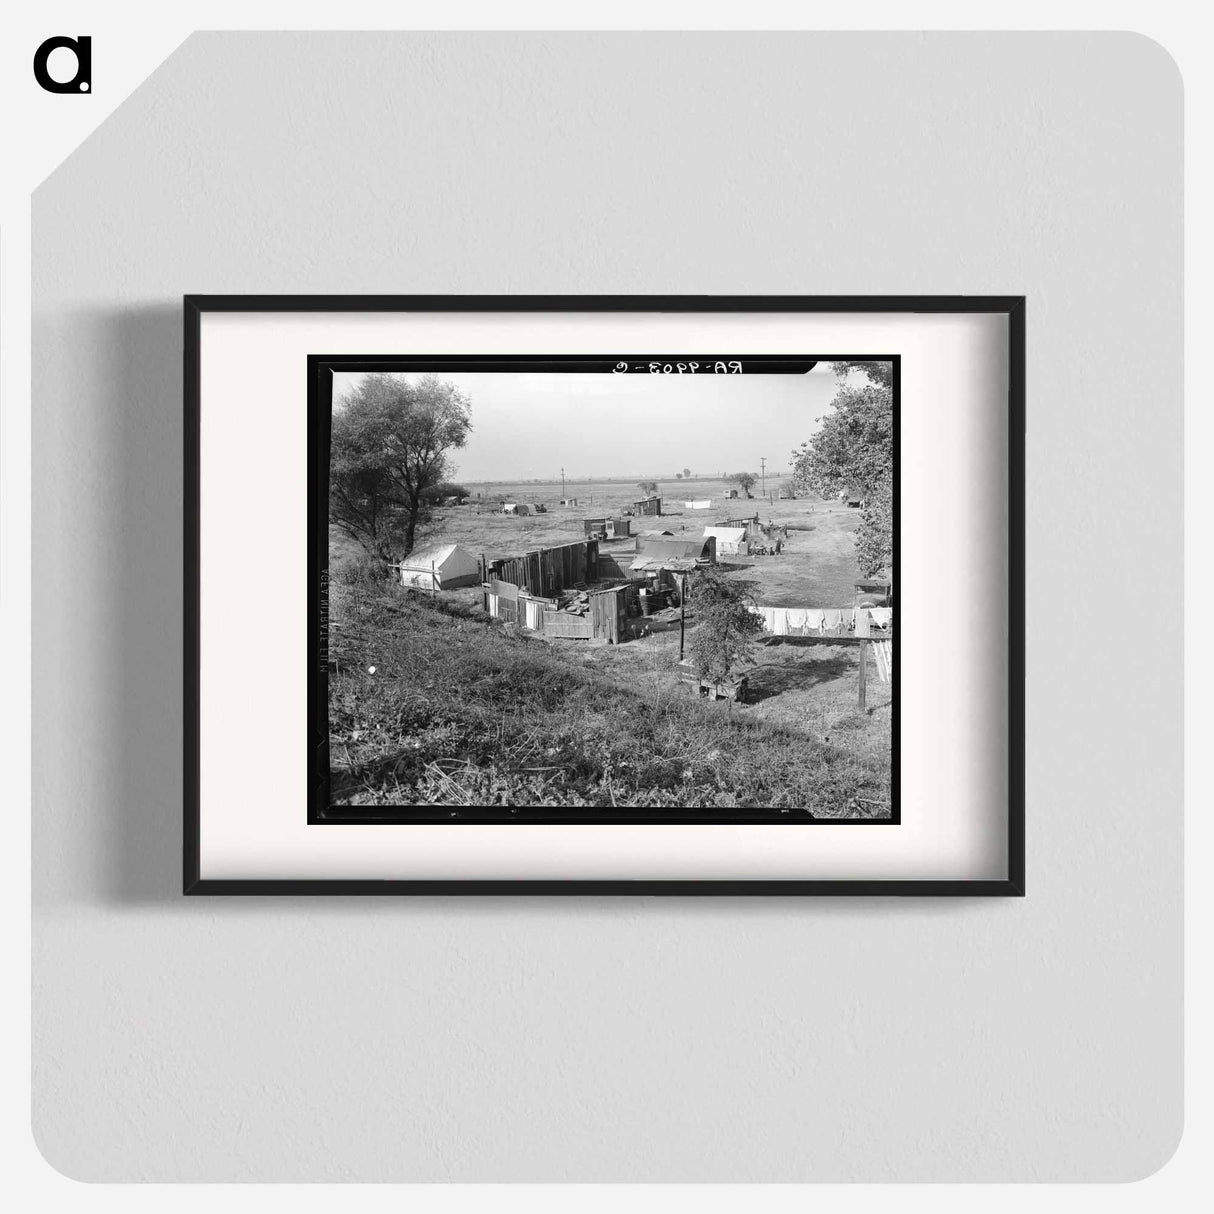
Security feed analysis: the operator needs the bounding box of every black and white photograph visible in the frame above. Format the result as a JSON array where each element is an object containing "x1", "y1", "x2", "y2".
[{"x1": 317, "y1": 356, "x2": 896, "y2": 821}]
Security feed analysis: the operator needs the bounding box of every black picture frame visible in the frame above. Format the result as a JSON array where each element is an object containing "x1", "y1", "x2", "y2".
[{"x1": 184, "y1": 295, "x2": 1025, "y2": 896}]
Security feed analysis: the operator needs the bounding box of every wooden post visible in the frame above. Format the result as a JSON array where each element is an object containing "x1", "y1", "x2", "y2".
[
  {"x1": 679, "y1": 573, "x2": 687, "y2": 661},
  {"x1": 431, "y1": 560, "x2": 437, "y2": 599},
  {"x1": 856, "y1": 604, "x2": 870, "y2": 710}
]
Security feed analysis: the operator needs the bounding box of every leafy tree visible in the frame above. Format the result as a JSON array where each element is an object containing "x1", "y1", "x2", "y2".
[
  {"x1": 790, "y1": 361, "x2": 893, "y2": 575},
  {"x1": 687, "y1": 569, "x2": 763, "y2": 682},
  {"x1": 832, "y1": 360, "x2": 893, "y2": 388},
  {"x1": 330, "y1": 373, "x2": 472, "y2": 560},
  {"x1": 683, "y1": 467, "x2": 691, "y2": 478},
  {"x1": 637, "y1": 480, "x2": 659, "y2": 496},
  {"x1": 725, "y1": 471, "x2": 757, "y2": 497},
  {"x1": 675, "y1": 472, "x2": 683, "y2": 480}
]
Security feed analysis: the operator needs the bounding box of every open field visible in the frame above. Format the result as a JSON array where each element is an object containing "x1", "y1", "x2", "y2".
[
  {"x1": 371, "y1": 476, "x2": 870, "y2": 608},
  {"x1": 327, "y1": 582, "x2": 891, "y2": 814}
]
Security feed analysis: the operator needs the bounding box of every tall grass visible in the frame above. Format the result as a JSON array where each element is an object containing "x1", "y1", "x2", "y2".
[
  {"x1": 328, "y1": 584, "x2": 891, "y2": 815},
  {"x1": 332, "y1": 551, "x2": 392, "y2": 588}
]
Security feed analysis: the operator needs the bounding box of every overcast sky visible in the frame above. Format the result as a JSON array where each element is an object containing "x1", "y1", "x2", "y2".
[{"x1": 332, "y1": 364, "x2": 845, "y2": 483}]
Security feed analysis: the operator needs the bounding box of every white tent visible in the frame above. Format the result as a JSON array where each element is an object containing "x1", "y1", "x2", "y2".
[
  {"x1": 397, "y1": 543, "x2": 480, "y2": 591},
  {"x1": 703, "y1": 526, "x2": 749, "y2": 555}
]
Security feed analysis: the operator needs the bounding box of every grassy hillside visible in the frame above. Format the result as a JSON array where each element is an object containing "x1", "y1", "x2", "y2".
[{"x1": 328, "y1": 582, "x2": 891, "y2": 815}]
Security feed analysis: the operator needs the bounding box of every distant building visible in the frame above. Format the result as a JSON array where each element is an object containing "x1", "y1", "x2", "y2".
[
  {"x1": 633, "y1": 495, "x2": 663, "y2": 517},
  {"x1": 583, "y1": 516, "x2": 631, "y2": 540}
]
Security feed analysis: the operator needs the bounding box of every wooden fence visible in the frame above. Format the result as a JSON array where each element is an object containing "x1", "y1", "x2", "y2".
[{"x1": 485, "y1": 540, "x2": 599, "y2": 599}]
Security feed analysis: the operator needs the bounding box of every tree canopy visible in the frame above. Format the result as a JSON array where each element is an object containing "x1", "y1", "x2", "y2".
[
  {"x1": 831, "y1": 360, "x2": 893, "y2": 388},
  {"x1": 637, "y1": 480, "x2": 659, "y2": 496},
  {"x1": 329, "y1": 373, "x2": 472, "y2": 560},
  {"x1": 790, "y1": 361, "x2": 893, "y2": 576},
  {"x1": 725, "y1": 471, "x2": 757, "y2": 496}
]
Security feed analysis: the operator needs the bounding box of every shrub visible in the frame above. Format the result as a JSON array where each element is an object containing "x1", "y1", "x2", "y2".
[{"x1": 333, "y1": 552, "x2": 392, "y2": 588}]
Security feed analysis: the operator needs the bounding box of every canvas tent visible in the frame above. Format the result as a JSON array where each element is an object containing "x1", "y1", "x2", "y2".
[
  {"x1": 397, "y1": 543, "x2": 480, "y2": 591},
  {"x1": 702, "y1": 526, "x2": 749, "y2": 556},
  {"x1": 503, "y1": 502, "x2": 535, "y2": 516}
]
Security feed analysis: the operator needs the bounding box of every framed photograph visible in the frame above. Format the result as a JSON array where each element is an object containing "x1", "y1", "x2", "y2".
[{"x1": 185, "y1": 296, "x2": 1023, "y2": 894}]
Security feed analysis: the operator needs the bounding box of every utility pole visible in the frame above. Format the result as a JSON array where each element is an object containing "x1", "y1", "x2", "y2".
[
  {"x1": 759, "y1": 456, "x2": 767, "y2": 501},
  {"x1": 561, "y1": 466, "x2": 565, "y2": 497}
]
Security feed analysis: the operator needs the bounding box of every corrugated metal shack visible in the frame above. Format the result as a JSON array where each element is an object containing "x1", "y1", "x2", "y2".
[
  {"x1": 485, "y1": 539, "x2": 599, "y2": 600},
  {"x1": 716, "y1": 513, "x2": 762, "y2": 541},
  {"x1": 632, "y1": 495, "x2": 663, "y2": 517},
  {"x1": 632, "y1": 533, "x2": 716, "y2": 566}
]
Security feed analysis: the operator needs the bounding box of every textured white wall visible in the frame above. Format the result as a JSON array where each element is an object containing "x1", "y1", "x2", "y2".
[{"x1": 31, "y1": 32, "x2": 1182, "y2": 1181}]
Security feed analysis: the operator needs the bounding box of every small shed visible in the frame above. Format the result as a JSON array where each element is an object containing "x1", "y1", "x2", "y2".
[
  {"x1": 560, "y1": 497, "x2": 579, "y2": 507},
  {"x1": 542, "y1": 585, "x2": 629, "y2": 644},
  {"x1": 724, "y1": 487, "x2": 739, "y2": 499},
  {"x1": 397, "y1": 542, "x2": 481, "y2": 591},
  {"x1": 633, "y1": 495, "x2": 663, "y2": 517},
  {"x1": 702, "y1": 526, "x2": 749, "y2": 556},
  {"x1": 583, "y1": 516, "x2": 632, "y2": 540}
]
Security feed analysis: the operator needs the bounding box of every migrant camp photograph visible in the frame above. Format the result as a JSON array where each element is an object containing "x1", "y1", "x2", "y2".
[{"x1": 324, "y1": 359, "x2": 895, "y2": 818}]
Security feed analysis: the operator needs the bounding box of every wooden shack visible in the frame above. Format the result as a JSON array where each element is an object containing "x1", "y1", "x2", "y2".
[
  {"x1": 542, "y1": 585, "x2": 629, "y2": 644},
  {"x1": 485, "y1": 539, "x2": 599, "y2": 599},
  {"x1": 583, "y1": 516, "x2": 631, "y2": 540},
  {"x1": 632, "y1": 495, "x2": 663, "y2": 517}
]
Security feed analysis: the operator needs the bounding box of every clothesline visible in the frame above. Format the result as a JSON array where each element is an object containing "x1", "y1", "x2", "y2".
[{"x1": 750, "y1": 605, "x2": 893, "y2": 637}]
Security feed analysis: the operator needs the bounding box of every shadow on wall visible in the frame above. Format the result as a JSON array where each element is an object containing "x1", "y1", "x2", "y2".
[
  {"x1": 108, "y1": 304, "x2": 184, "y2": 905},
  {"x1": 33, "y1": 304, "x2": 184, "y2": 906}
]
